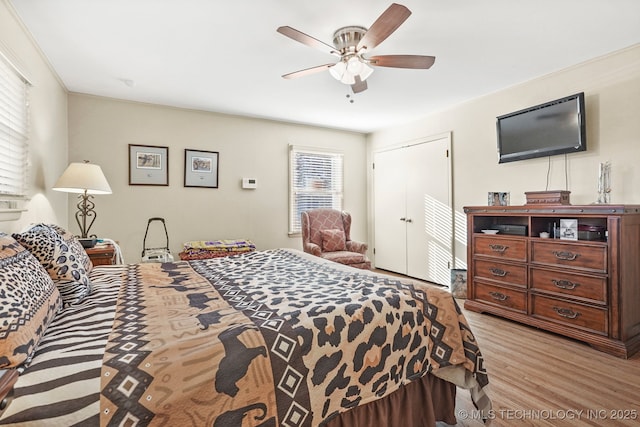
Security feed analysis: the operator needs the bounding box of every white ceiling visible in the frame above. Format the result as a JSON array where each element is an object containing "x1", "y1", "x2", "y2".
[{"x1": 9, "y1": 0, "x2": 640, "y2": 133}]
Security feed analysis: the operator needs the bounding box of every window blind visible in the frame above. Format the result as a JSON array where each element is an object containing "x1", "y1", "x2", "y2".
[
  {"x1": 0, "y1": 54, "x2": 29, "y2": 198},
  {"x1": 289, "y1": 146, "x2": 343, "y2": 234}
]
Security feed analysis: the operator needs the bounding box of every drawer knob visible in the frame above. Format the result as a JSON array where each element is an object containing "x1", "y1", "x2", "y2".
[
  {"x1": 488, "y1": 291, "x2": 509, "y2": 301},
  {"x1": 551, "y1": 279, "x2": 579, "y2": 290},
  {"x1": 489, "y1": 244, "x2": 508, "y2": 253},
  {"x1": 553, "y1": 306, "x2": 581, "y2": 319},
  {"x1": 552, "y1": 250, "x2": 579, "y2": 261},
  {"x1": 489, "y1": 267, "x2": 507, "y2": 277}
]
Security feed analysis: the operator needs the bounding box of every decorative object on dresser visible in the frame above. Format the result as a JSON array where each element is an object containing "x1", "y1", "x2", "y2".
[
  {"x1": 464, "y1": 204, "x2": 640, "y2": 358},
  {"x1": 596, "y1": 161, "x2": 612, "y2": 204},
  {"x1": 52, "y1": 161, "x2": 112, "y2": 244},
  {"x1": 488, "y1": 192, "x2": 509, "y2": 206},
  {"x1": 525, "y1": 190, "x2": 571, "y2": 205}
]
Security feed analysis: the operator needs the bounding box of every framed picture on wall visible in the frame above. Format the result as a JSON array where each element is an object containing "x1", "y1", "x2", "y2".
[
  {"x1": 184, "y1": 149, "x2": 219, "y2": 188},
  {"x1": 129, "y1": 144, "x2": 169, "y2": 186}
]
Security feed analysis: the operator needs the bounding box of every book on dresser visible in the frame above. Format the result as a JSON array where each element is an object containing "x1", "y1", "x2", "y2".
[{"x1": 464, "y1": 204, "x2": 640, "y2": 358}]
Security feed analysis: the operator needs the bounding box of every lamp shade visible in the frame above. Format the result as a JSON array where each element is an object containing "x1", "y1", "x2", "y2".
[{"x1": 53, "y1": 162, "x2": 112, "y2": 195}]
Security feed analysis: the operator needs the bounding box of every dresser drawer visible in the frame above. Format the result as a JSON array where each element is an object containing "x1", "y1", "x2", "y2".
[
  {"x1": 474, "y1": 259, "x2": 527, "y2": 288},
  {"x1": 474, "y1": 281, "x2": 526, "y2": 313},
  {"x1": 473, "y1": 236, "x2": 527, "y2": 262},
  {"x1": 530, "y1": 267, "x2": 607, "y2": 304},
  {"x1": 531, "y1": 294, "x2": 607, "y2": 335},
  {"x1": 531, "y1": 241, "x2": 607, "y2": 273}
]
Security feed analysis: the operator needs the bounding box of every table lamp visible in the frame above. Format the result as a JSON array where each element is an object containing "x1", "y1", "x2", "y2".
[{"x1": 53, "y1": 160, "x2": 112, "y2": 246}]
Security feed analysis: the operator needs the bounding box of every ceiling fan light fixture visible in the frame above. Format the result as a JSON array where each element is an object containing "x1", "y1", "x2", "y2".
[{"x1": 329, "y1": 56, "x2": 373, "y2": 85}]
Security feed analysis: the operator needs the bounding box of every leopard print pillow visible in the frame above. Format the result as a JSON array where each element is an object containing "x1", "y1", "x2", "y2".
[
  {"x1": 0, "y1": 233, "x2": 62, "y2": 368},
  {"x1": 13, "y1": 224, "x2": 93, "y2": 306}
]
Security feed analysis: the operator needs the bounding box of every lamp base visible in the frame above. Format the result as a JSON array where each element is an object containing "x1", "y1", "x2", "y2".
[{"x1": 79, "y1": 238, "x2": 98, "y2": 248}]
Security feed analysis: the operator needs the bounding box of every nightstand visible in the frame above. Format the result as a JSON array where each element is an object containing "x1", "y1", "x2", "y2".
[{"x1": 85, "y1": 243, "x2": 116, "y2": 266}]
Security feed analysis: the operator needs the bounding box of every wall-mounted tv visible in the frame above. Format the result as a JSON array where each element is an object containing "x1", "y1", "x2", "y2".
[{"x1": 496, "y1": 92, "x2": 586, "y2": 163}]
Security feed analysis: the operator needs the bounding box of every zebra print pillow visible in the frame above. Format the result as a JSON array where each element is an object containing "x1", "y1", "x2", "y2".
[
  {"x1": 0, "y1": 233, "x2": 62, "y2": 369},
  {"x1": 12, "y1": 224, "x2": 93, "y2": 307}
]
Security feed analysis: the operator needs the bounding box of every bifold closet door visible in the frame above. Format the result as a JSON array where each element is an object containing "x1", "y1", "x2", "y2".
[
  {"x1": 404, "y1": 139, "x2": 451, "y2": 284},
  {"x1": 373, "y1": 148, "x2": 408, "y2": 275},
  {"x1": 373, "y1": 135, "x2": 452, "y2": 285}
]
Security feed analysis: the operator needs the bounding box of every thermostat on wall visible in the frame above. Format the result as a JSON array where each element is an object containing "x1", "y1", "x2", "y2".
[{"x1": 242, "y1": 178, "x2": 257, "y2": 189}]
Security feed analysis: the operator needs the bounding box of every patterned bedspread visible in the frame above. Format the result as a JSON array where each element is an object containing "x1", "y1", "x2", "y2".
[{"x1": 100, "y1": 249, "x2": 490, "y2": 426}]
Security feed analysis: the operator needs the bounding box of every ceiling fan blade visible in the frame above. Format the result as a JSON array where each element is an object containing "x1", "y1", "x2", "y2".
[
  {"x1": 351, "y1": 75, "x2": 368, "y2": 94},
  {"x1": 277, "y1": 26, "x2": 339, "y2": 56},
  {"x1": 282, "y1": 63, "x2": 335, "y2": 79},
  {"x1": 368, "y1": 55, "x2": 436, "y2": 69},
  {"x1": 357, "y1": 3, "x2": 411, "y2": 51}
]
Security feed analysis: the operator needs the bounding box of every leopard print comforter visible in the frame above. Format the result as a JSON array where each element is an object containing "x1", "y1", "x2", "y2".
[{"x1": 100, "y1": 249, "x2": 490, "y2": 426}]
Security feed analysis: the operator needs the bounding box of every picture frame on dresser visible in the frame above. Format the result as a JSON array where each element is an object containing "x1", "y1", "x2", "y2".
[
  {"x1": 184, "y1": 149, "x2": 219, "y2": 188},
  {"x1": 559, "y1": 218, "x2": 578, "y2": 240},
  {"x1": 488, "y1": 191, "x2": 510, "y2": 206},
  {"x1": 128, "y1": 144, "x2": 169, "y2": 186}
]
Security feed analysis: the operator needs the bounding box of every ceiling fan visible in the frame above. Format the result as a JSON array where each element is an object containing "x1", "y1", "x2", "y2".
[{"x1": 277, "y1": 3, "x2": 435, "y2": 94}]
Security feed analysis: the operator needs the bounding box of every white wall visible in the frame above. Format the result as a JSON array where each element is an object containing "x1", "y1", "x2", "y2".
[
  {"x1": 0, "y1": 1, "x2": 69, "y2": 234},
  {"x1": 367, "y1": 44, "x2": 640, "y2": 266},
  {"x1": 67, "y1": 94, "x2": 368, "y2": 263}
]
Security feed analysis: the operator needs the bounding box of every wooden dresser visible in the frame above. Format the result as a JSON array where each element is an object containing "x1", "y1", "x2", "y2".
[{"x1": 464, "y1": 204, "x2": 640, "y2": 358}]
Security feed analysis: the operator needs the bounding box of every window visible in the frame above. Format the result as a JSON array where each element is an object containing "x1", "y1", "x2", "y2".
[
  {"x1": 289, "y1": 145, "x2": 343, "y2": 234},
  {"x1": 0, "y1": 52, "x2": 29, "y2": 204}
]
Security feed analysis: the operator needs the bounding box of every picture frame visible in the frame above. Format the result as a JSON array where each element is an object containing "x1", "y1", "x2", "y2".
[
  {"x1": 488, "y1": 191, "x2": 510, "y2": 206},
  {"x1": 129, "y1": 144, "x2": 169, "y2": 186},
  {"x1": 450, "y1": 269, "x2": 467, "y2": 299},
  {"x1": 184, "y1": 149, "x2": 219, "y2": 188},
  {"x1": 559, "y1": 218, "x2": 578, "y2": 240}
]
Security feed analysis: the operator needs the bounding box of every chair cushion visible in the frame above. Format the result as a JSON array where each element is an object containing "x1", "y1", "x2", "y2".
[
  {"x1": 321, "y1": 250, "x2": 367, "y2": 266},
  {"x1": 0, "y1": 232, "x2": 61, "y2": 368},
  {"x1": 321, "y1": 229, "x2": 347, "y2": 252}
]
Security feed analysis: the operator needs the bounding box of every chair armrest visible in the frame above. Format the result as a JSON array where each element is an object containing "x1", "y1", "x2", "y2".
[
  {"x1": 304, "y1": 242, "x2": 322, "y2": 256},
  {"x1": 346, "y1": 240, "x2": 368, "y2": 254}
]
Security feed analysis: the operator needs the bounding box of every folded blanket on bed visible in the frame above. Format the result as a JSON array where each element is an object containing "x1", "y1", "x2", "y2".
[
  {"x1": 179, "y1": 239, "x2": 257, "y2": 260},
  {"x1": 182, "y1": 239, "x2": 256, "y2": 251}
]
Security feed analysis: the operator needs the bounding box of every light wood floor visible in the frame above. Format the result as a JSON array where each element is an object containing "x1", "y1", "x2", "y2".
[
  {"x1": 450, "y1": 302, "x2": 640, "y2": 427},
  {"x1": 371, "y1": 271, "x2": 640, "y2": 427}
]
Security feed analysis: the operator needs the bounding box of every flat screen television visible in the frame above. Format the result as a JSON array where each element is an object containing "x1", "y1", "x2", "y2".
[{"x1": 496, "y1": 92, "x2": 586, "y2": 163}]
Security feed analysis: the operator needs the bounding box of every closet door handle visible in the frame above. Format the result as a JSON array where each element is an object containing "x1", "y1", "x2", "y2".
[
  {"x1": 400, "y1": 217, "x2": 406, "y2": 221},
  {"x1": 405, "y1": 218, "x2": 413, "y2": 223}
]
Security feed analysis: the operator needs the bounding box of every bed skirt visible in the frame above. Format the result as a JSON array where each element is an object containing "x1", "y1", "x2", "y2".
[{"x1": 325, "y1": 373, "x2": 457, "y2": 427}]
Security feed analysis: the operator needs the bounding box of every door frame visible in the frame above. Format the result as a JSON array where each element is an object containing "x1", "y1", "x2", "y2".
[{"x1": 371, "y1": 131, "x2": 455, "y2": 278}]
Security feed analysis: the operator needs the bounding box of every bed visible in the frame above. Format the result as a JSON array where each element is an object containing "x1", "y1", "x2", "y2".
[{"x1": 0, "y1": 226, "x2": 491, "y2": 426}]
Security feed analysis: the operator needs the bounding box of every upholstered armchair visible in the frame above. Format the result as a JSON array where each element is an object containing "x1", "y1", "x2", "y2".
[{"x1": 301, "y1": 208, "x2": 371, "y2": 270}]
